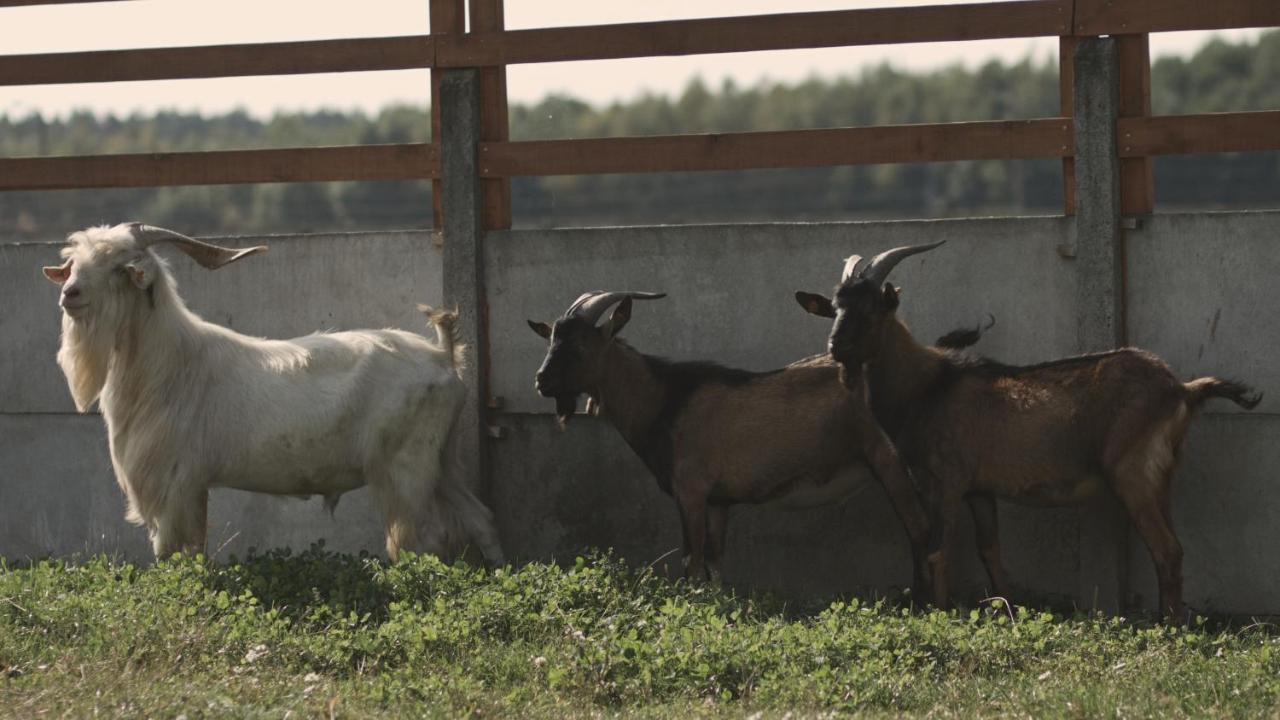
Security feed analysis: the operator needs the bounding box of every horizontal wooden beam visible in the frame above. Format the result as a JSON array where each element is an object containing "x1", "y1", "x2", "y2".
[
  {"x1": 479, "y1": 119, "x2": 1073, "y2": 177},
  {"x1": 1075, "y1": 0, "x2": 1280, "y2": 34},
  {"x1": 0, "y1": 144, "x2": 438, "y2": 191},
  {"x1": 441, "y1": 1, "x2": 1070, "y2": 66},
  {"x1": 0, "y1": 36, "x2": 433, "y2": 86},
  {"x1": 1118, "y1": 111, "x2": 1280, "y2": 157}
]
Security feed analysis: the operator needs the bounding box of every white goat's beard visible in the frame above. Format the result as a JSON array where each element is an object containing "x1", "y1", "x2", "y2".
[{"x1": 57, "y1": 310, "x2": 116, "y2": 412}]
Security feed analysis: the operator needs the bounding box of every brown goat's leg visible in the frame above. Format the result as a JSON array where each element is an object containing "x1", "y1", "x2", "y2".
[
  {"x1": 676, "y1": 492, "x2": 709, "y2": 581},
  {"x1": 705, "y1": 505, "x2": 729, "y2": 585},
  {"x1": 1118, "y1": 491, "x2": 1185, "y2": 621},
  {"x1": 860, "y1": 424, "x2": 933, "y2": 598},
  {"x1": 928, "y1": 493, "x2": 964, "y2": 610},
  {"x1": 966, "y1": 494, "x2": 1012, "y2": 602}
]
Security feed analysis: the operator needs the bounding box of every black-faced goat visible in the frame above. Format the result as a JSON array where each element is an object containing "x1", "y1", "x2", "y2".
[
  {"x1": 528, "y1": 291, "x2": 987, "y2": 589},
  {"x1": 797, "y1": 242, "x2": 1261, "y2": 618}
]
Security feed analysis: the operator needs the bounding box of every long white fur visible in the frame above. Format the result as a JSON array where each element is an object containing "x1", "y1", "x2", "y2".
[{"x1": 49, "y1": 224, "x2": 504, "y2": 563}]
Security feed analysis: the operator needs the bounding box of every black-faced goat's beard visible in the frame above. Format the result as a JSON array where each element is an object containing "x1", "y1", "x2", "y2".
[
  {"x1": 555, "y1": 394, "x2": 579, "y2": 430},
  {"x1": 57, "y1": 311, "x2": 115, "y2": 413}
]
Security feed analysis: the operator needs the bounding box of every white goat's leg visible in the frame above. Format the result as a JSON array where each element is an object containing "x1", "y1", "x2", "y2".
[
  {"x1": 444, "y1": 481, "x2": 505, "y2": 566},
  {"x1": 150, "y1": 487, "x2": 209, "y2": 558}
]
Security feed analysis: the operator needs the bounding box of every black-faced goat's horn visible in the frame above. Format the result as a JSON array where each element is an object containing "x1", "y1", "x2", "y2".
[
  {"x1": 564, "y1": 291, "x2": 667, "y2": 326},
  {"x1": 127, "y1": 222, "x2": 268, "y2": 270},
  {"x1": 856, "y1": 240, "x2": 946, "y2": 287}
]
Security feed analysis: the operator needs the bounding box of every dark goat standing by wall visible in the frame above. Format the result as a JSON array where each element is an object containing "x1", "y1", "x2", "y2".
[
  {"x1": 527, "y1": 291, "x2": 986, "y2": 590},
  {"x1": 797, "y1": 242, "x2": 1262, "y2": 619}
]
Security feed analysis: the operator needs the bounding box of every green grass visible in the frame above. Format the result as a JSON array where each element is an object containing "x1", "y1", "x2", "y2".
[{"x1": 1, "y1": 548, "x2": 1277, "y2": 718}]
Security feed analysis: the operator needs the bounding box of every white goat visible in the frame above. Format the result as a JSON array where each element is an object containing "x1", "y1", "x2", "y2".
[{"x1": 42, "y1": 223, "x2": 504, "y2": 563}]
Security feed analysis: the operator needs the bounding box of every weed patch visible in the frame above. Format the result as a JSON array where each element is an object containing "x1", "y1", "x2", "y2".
[{"x1": 1, "y1": 548, "x2": 1277, "y2": 717}]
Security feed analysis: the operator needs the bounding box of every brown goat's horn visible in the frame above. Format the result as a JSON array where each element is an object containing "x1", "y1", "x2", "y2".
[
  {"x1": 841, "y1": 254, "x2": 868, "y2": 282},
  {"x1": 853, "y1": 240, "x2": 946, "y2": 286},
  {"x1": 127, "y1": 223, "x2": 268, "y2": 269},
  {"x1": 565, "y1": 291, "x2": 666, "y2": 326}
]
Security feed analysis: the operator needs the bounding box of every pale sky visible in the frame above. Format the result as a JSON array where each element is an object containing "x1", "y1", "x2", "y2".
[{"x1": 0, "y1": 0, "x2": 1264, "y2": 119}]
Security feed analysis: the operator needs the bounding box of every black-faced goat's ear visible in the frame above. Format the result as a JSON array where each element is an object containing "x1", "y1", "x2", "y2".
[
  {"x1": 882, "y1": 283, "x2": 901, "y2": 310},
  {"x1": 527, "y1": 320, "x2": 553, "y2": 339},
  {"x1": 794, "y1": 291, "x2": 836, "y2": 318},
  {"x1": 603, "y1": 296, "x2": 633, "y2": 339},
  {"x1": 42, "y1": 259, "x2": 71, "y2": 284}
]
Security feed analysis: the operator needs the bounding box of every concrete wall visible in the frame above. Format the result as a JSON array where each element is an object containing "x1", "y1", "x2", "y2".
[
  {"x1": 3, "y1": 211, "x2": 1276, "y2": 614},
  {"x1": 1125, "y1": 211, "x2": 1280, "y2": 615}
]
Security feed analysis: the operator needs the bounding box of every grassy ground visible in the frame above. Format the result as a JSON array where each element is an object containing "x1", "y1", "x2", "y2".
[{"x1": 1, "y1": 548, "x2": 1277, "y2": 718}]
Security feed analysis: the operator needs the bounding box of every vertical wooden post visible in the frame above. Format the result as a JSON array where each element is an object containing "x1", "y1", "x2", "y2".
[
  {"x1": 430, "y1": 0, "x2": 465, "y2": 229},
  {"x1": 1059, "y1": 36, "x2": 1078, "y2": 216},
  {"x1": 470, "y1": 0, "x2": 513, "y2": 230},
  {"x1": 1116, "y1": 34, "x2": 1154, "y2": 215}
]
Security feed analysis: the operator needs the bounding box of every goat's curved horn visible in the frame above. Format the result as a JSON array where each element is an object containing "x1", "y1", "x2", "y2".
[
  {"x1": 858, "y1": 240, "x2": 946, "y2": 286},
  {"x1": 565, "y1": 291, "x2": 666, "y2": 325},
  {"x1": 127, "y1": 223, "x2": 268, "y2": 269},
  {"x1": 841, "y1": 254, "x2": 868, "y2": 282}
]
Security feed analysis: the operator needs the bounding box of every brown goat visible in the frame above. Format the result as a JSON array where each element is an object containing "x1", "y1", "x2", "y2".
[
  {"x1": 797, "y1": 242, "x2": 1262, "y2": 619},
  {"x1": 528, "y1": 291, "x2": 987, "y2": 590}
]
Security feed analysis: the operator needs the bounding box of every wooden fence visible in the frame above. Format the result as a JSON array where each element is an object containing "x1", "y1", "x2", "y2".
[{"x1": 2, "y1": 0, "x2": 1278, "y2": 228}]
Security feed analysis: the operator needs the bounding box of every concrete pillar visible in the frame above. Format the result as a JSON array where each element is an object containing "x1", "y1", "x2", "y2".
[
  {"x1": 1071, "y1": 37, "x2": 1130, "y2": 614},
  {"x1": 439, "y1": 69, "x2": 491, "y2": 497}
]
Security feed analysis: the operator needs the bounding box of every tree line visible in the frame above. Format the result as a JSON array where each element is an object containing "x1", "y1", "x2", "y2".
[{"x1": 2, "y1": 31, "x2": 1277, "y2": 238}]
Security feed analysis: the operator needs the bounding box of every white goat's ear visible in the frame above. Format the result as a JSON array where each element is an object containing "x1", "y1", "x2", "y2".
[
  {"x1": 123, "y1": 255, "x2": 157, "y2": 289},
  {"x1": 43, "y1": 260, "x2": 71, "y2": 284}
]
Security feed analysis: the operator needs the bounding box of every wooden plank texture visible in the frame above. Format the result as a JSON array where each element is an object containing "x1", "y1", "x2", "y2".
[
  {"x1": 1116, "y1": 34, "x2": 1153, "y2": 215},
  {"x1": 1060, "y1": 36, "x2": 1078, "y2": 216},
  {"x1": 440, "y1": 1, "x2": 1071, "y2": 66},
  {"x1": 471, "y1": 0, "x2": 513, "y2": 230},
  {"x1": 1075, "y1": 0, "x2": 1280, "y2": 34},
  {"x1": 0, "y1": 144, "x2": 438, "y2": 191},
  {"x1": 0, "y1": 37, "x2": 433, "y2": 86},
  {"x1": 430, "y1": 0, "x2": 466, "y2": 229},
  {"x1": 1118, "y1": 112, "x2": 1280, "y2": 156},
  {"x1": 479, "y1": 119, "x2": 1073, "y2": 177}
]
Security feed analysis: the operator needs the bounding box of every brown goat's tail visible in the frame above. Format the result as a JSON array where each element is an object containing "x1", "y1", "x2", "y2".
[
  {"x1": 418, "y1": 304, "x2": 467, "y2": 373},
  {"x1": 1184, "y1": 377, "x2": 1262, "y2": 410},
  {"x1": 934, "y1": 313, "x2": 995, "y2": 351}
]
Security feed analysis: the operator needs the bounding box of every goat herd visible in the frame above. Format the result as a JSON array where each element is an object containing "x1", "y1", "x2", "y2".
[{"x1": 42, "y1": 223, "x2": 1260, "y2": 621}]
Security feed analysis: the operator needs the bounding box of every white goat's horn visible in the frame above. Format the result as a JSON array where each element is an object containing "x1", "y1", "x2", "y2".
[
  {"x1": 127, "y1": 222, "x2": 268, "y2": 269},
  {"x1": 565, "y1": 291, "x2": 666, "y2": 326}
]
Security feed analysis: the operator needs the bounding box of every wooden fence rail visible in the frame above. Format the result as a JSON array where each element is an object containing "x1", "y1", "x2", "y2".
[
  {"x1": 1, "y1": 0, "x2": 1278, "y2": 224},
  {"x1": 0, "y1": 145, "x2": 438, "y2": 191}
]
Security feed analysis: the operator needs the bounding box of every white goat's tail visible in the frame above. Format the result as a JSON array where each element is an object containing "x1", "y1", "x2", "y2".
[{"x1": 418, "y1": 304, "x2": 467, "y2": 374}]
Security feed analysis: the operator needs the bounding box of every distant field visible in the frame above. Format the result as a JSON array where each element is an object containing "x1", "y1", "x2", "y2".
[{"x1": 1, "y1": 549, "x2": 1277, "y2": 718}]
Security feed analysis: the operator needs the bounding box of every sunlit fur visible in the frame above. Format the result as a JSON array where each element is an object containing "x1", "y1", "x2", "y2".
[{"x1": 49, "y1": 224, "x2": 503, "y2": 563}]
